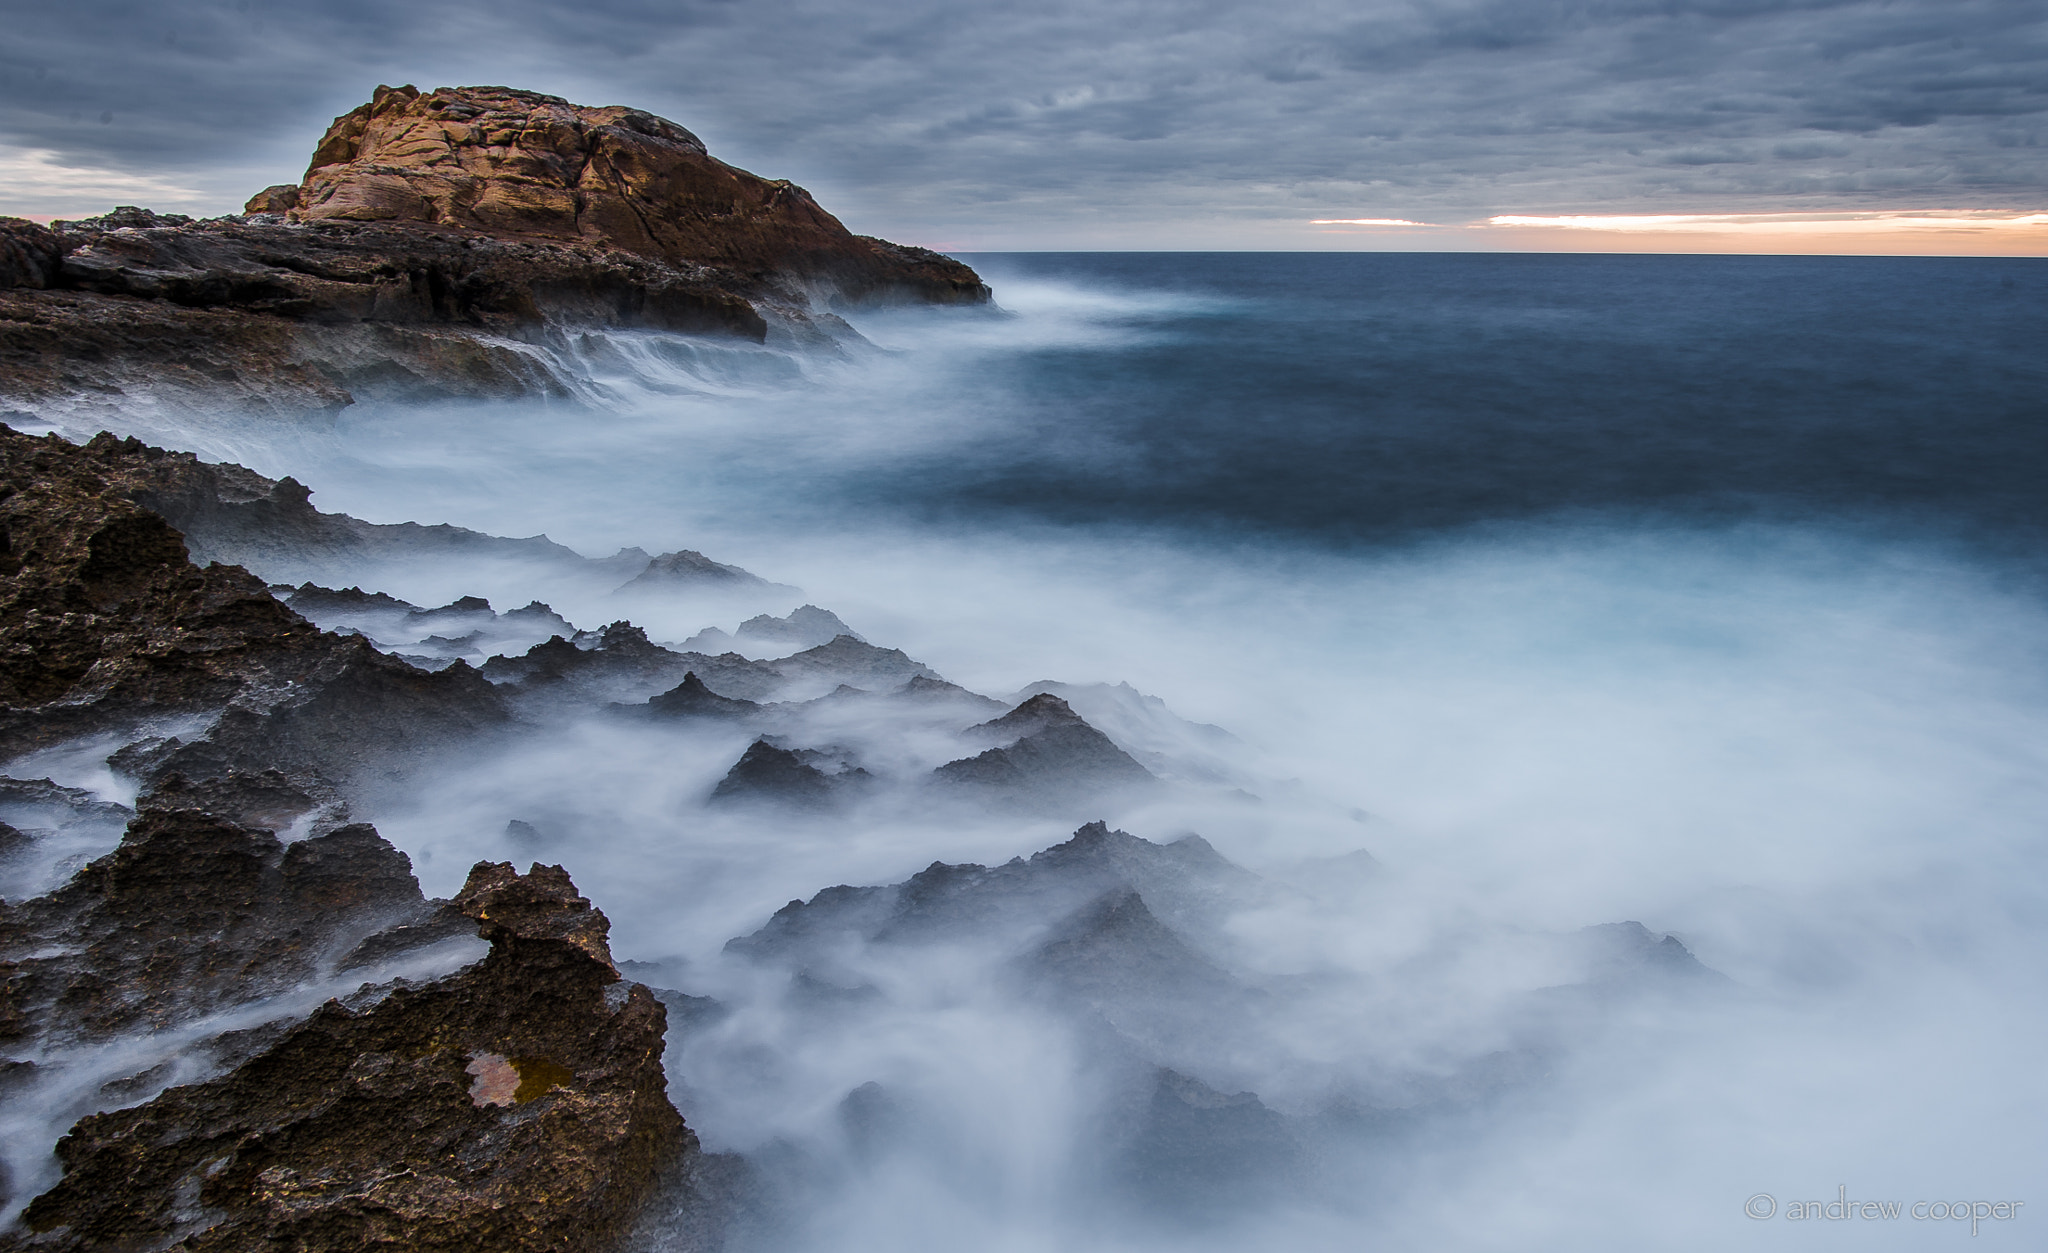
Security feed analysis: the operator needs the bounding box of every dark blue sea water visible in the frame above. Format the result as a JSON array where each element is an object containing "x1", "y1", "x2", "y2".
[{"x1": 865, "y1": 253, "x2": 2048, "y2": 554}]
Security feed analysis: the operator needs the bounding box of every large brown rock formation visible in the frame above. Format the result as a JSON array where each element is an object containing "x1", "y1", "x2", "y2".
[{"x1": 283, "y1": 84, "x2": 985, "y2": 304}]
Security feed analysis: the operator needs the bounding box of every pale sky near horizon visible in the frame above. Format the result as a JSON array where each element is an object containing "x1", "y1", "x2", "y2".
[{"x1": 2, "y1": 0, "x2": 2044, "y2": 253}]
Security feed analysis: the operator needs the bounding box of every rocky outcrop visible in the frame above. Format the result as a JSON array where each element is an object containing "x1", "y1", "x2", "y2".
[
  {"x1": 646, "y1": 672, "x2": 761, "y2": 719},
  {"x1": 53, "y1": 211, "x2": 769, "y2": 336},
  {"x1": 291, "y1": 85, "x2": 985, "y2": 306},
  {"x1": 0, "y1": 809, "x2": 421, "y2": 1048},
  {"x1": 709, "y1": 739, "x2": 871, "y2": 808},
  {"x1": 933, "y1": 693, "x2": 1157, "y2": 799},
  {"x1": 7, "y1": 861, "x2": 687, "y2": 1253},
  {"x1": 617, "y1": 548, "x2": 786, "y2": 594},
  {"x1": 0, "y1": 424, "x2": 508, "y2": 789},
  {"x1": 727, "y1": 821, "x2": 1260, "y2": 961},
  {"x1": 0, "y1": 222, "x2": 63, "y2": 292},
  {"x1": 489, "y1": 628, "x2": 939, "y2": 708},
  {"x1": 0, "y1": 86, "x2": 985, "y2": 415}
]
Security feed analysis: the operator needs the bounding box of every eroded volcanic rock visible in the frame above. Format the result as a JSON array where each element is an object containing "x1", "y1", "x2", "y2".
[
  {"x1": 0, "y1": 424, "x2": 508, "y2": 793},
  {"x1": 933, "y1": 693, "x2": 1156, "y2": 799},
  {"x1": 8, "y1": 861, "x2": 687, "y2": 1253},
  {"x1": 0, "y1": 808, "x2": 422, "y2": 1050}
]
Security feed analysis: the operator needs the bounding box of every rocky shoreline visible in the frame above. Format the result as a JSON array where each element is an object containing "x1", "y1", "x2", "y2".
[
  {"x1": 0, "y1": 85, "x2": 1727, "y2": 1252},
  {"x1": 0, "y1": 84, "x2": 987, "y2": 419}
]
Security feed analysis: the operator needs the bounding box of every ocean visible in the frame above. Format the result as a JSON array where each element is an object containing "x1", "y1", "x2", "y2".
[{"x1": 27, "y1": 252, "x2": 2048, "y2": 1250}]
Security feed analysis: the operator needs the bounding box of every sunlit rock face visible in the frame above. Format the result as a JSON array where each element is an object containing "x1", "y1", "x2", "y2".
[{"x1": 288, "y1": 84, "x2": 988, "y2": 306}]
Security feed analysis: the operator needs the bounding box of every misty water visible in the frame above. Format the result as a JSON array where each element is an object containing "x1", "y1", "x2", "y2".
[{"x1": 24, "y1": 253, "x2": 2048, "y2": 1248}]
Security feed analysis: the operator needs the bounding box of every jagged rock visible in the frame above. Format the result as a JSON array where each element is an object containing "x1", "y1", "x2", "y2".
[
  {"x1": 285, "y1": 583, "x2": 420, "y2": 616},
  {"x1": 1020, "y1": 887, "x2": 1235, "y2": 1008},
  {"x1": 503, "y1": 600, "x2": 574, "y2": 634},
  {"x1": 733, "y1": 604, "x2": 861, "y2": 650},
  {"x1": 141, "y1": 768, "x2": 325, "y2": 832},
  {"x1": 8, "y1": 862, "x2": 688, "y2": 1253},
  {"x1": 933, "y1": 694, "x2": 1155, "y2": 798},
  {"x1": 242, "y1": 184, "x2": 300, "y2": 214},
  {"x1": 709, "y1": 740, "x2": 870, "y2": 808},
  {"x1": 647, "y1": 671, "x2": 761, "y2": 719},
  {"x1": 0, "y1": 221, "x2": 63, "y2": 292},
  {"x1": 494, "y1": 627, "x2": 941, "y2": 709},
  {"x1": 0, "y1": 811, "x2": 423, "y2": 1050},
  {"x1": 0, "y1": 425, "x2": 509, "y2": 789},
  {"x1": 0, "y1": 777, "x2": 131, "y2": 824},
  {"x1": 729, "y1": 821, "x2": 1257, "y2": 961},
  {"x1": 1012, "y1": 679, "x2": 1245, "y2": 786},
  {"x1": 483, "y1": 623, "x2": 705, "y2": 706},
  {"x1": 896, "y1": 673, "x2": 1008, "y2": 711},
  {"x1": 765, "y1": 635, "x2": 936, "y2": 700},
  {"x1": 617, "y1": 549, "x2": 784, "y2": 594}
]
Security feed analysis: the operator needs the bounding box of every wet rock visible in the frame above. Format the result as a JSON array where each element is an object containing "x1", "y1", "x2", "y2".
[
  {"x1": 0, "y1": 810, "x2": 423, "y2": 1050},
  {"x1": 284, "y1": 583, "x2": 421, "y2": 616},
  {"x1": 0, "y1": 425, "x2": 510, "y2": 791},
  {"x1": 1012, "y1": 679, "x2": 1246, "y2": 786},
  {"x1": 933, "y1": 694, "x2": 1155, "y2": 799},
  {"x1": 728, "y1": 821, "x2": 1258, "y2": 962},
  {"x1": 9, "y1": 861, "x2": 688, "y2": 1253},
  {"x1": 709, "y1": 740, "x2": 871, "y2": 808},
  {"x1": 141, "y1": 768, "x2": 325, "y2": 832},
  {"x1": 617, "y1": 549, "x2": 786, "y2": 594},
  {"x1": 733, "y1": 604, "x2": 861, "y2": 651},
  {"x1": 485, "y1": 624, "x2": 705, "y2": 706},
  {"x1": 647, "y1": 671, "x2": 762, "y2": 719},
  {"x1": 895, "y1": 673, "x2": 1007, "y2": 713},
  {"x1": 0, "y1": 777, "x2": 131, "y2": 825},
  {"x1": 764, "y1": 636, "x2": 936, "y2": 701},
  {"x1": 1019, "y1": 887, "x2": 1236, "y2": 1008},
  {"x1": 498, "y1": 627, "x2": 944, "y2": 709}
]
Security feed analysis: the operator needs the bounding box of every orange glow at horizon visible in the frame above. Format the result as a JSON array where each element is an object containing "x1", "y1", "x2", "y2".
[{"x1": 1308, "y1": 209, "x2": 2048, "y2": 255}]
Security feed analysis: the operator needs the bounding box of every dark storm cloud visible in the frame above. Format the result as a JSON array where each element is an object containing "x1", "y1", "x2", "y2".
[{"x1": 0, "y1": 0, "x2": 2041, "y2": 238}]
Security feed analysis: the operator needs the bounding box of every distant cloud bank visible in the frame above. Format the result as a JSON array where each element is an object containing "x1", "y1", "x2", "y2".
[{"x1": 2, "y1": 0, "x2": 2044, "y2": 250}]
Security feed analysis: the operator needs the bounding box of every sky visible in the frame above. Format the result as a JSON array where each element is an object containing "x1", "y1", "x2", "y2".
[{"x1": 1, "y1": 0, "x2": 2044, "y2": 252}]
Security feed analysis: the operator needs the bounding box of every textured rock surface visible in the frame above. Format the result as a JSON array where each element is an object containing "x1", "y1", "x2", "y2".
[
  {"x1": 0, "y1": 809, "x2": 422, "y2": 1050},
  {"x1": 709, "y1": 739, "x2": 871, "y2": 808},
  {"x1": 934, "y1": 693, "x2": 1157, "y2": 798},
  {"x1": 7, "y1": 861, "x2": 686, "y2": 1253},
  {"x1": 0, "y1": 222, "x2": 63, "y2": 292},
  {"x1": 293, "y1": 85, "x2": 985, "y2": 304},
  {"x1": 0, "y1": 424, "x2": 508, "y2": 787}
]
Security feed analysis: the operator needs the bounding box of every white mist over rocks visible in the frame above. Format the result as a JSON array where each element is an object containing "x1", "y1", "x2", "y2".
[{"x1": 18, "y1": 265, "x2": 2048, "y2": 1250}]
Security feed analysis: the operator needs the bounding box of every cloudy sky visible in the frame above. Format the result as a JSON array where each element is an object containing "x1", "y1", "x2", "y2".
[{"x1": 2, "y1": 0, "x2": 2043, "y2": 249}]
